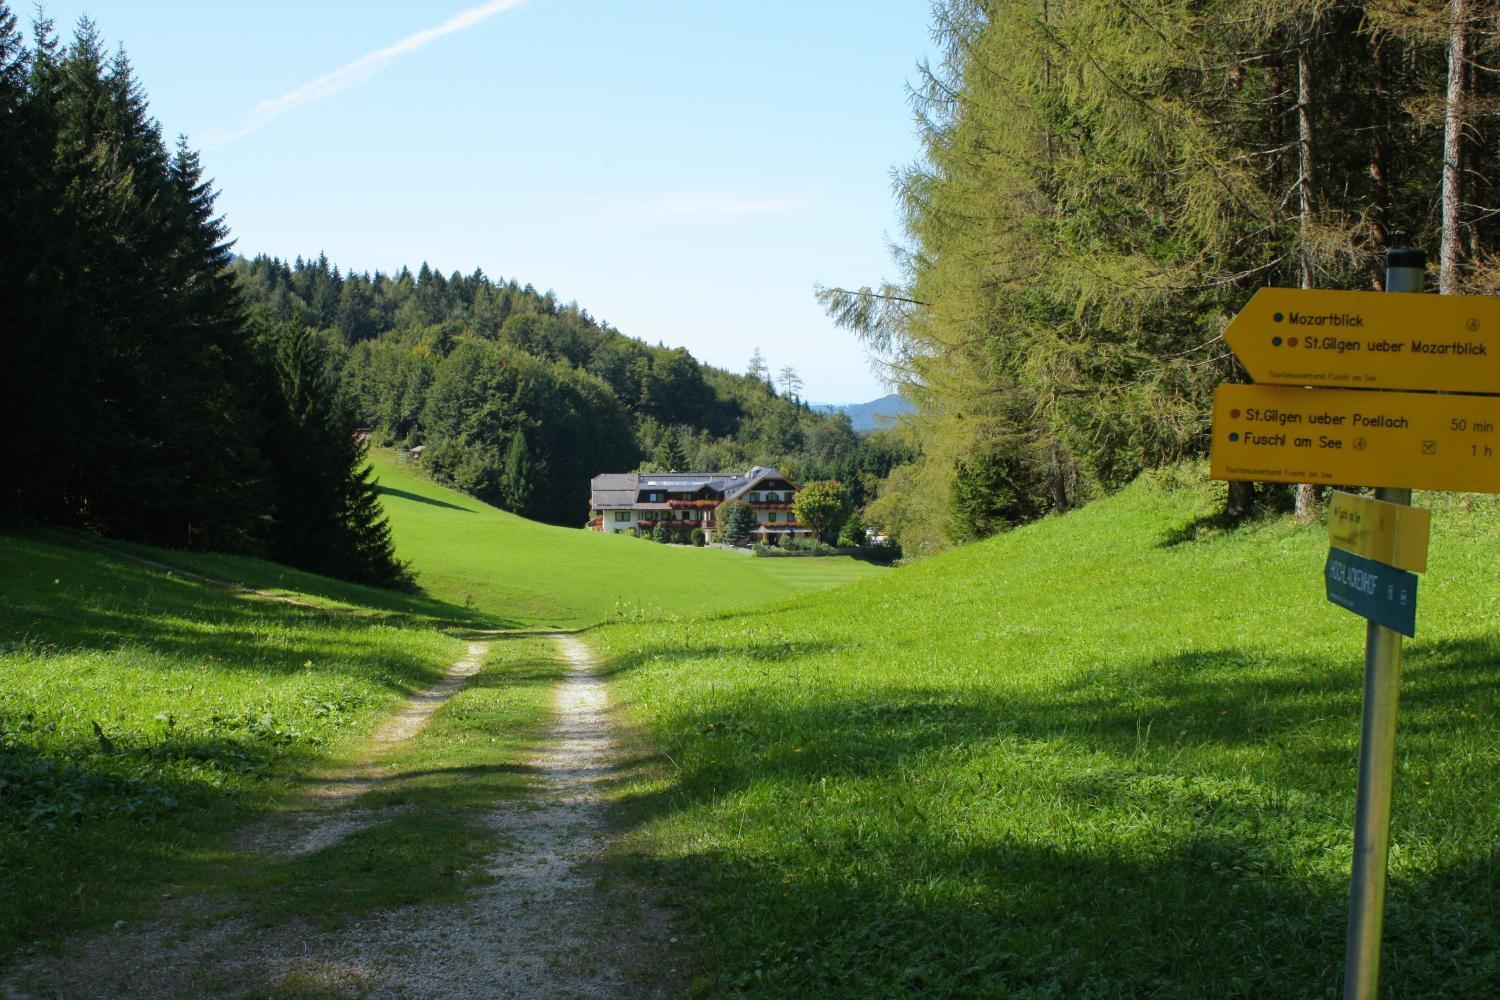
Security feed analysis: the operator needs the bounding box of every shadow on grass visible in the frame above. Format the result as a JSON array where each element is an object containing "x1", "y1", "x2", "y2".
[
  {"x1": 1, "y1": 535, "x2": 527, "y2": 685},
  {"x1": 0, "y1": 537, "x2": 544, "y2": 957},
  {"x1": 376, "y1": 485, "x2": 477, "y2": 514},
  {"x1": 36, "y1": 527, "x2": 515, "y2": 631},
  {"x1": 596, "y1": 634, "x2": 1500, "y2": 997},
  {"x1": 592, "y1": 638, "x2": 855, "y2": 680},
  {"x1": 0, "y1": 637, "x2": 566, "y2": 961}
]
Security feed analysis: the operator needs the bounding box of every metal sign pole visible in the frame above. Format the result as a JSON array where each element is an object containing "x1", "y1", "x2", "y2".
[{"x1": 1343, "y1": 248, "x2": 1425, "y2": 1000}]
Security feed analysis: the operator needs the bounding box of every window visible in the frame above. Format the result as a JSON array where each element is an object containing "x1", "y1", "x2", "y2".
[
  {"x1": 768, "y1": 511, "x2": 778, "y2": 523},
  {"x1": 615, "y1": 511, "x2": 630, "y2": 523}
]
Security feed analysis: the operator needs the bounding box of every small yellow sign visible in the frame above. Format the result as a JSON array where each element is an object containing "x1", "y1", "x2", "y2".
[
  {"x1": 1211, "y1": 383, "x2": 1500, "y2": 493},
  {"x1": 1224, "y1": 287, "x2": 1500, "y2": 393},
  {"x1": 1327, "y1": 491, "x2": 1431, "y2": 573}
]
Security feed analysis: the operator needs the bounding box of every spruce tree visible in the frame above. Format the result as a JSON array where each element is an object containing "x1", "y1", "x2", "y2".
[
  {"x1": 257, "y1": 320, "x2": 410, "y2": 587},
  {"x1": 500, "y1": 429, "x2": 537, "y2": 517},
  {"x1": 2, "y1": 12, "x2": 270, "y2": 546},
  {"x1": 654, "y1": 427, "x2": 688, "y2": 471}
]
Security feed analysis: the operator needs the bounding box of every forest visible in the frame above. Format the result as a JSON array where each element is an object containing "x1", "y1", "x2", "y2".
[
  {"x1": 821, "y1": 0, "x2": 1500, "y2": 555},
  {"x1": 0, "y1": 3, "x2": 907, "y2": 572},
  {"x1": 0, "y1": 10, "x2": 405, "y2": 586},
  {"x1": 11, "y1": 1, "x2": 1495, "y2": 567},
  {"x1": 233, "y1": 255, "x2": 914, "y2": 526}
]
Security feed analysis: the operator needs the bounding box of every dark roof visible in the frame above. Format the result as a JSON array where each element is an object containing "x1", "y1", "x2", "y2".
[
  {"x1": 591, "y1": 467, "x2": 800, "y2": 508},
  {"x1": 725, "y1": 466, "x2": 799, "y2": 500},
  {"x1": 590, "y1": 473, "x2": 640, "y2": 507}
]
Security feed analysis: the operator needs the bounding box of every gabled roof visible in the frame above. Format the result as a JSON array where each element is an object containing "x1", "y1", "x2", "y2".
[
  {"x1": 725, "y1": 466, "x2": 799, "y2": 500},
  {"x1": 591, "y1": 467, "x2": 801, "y2": 508},
  {"x1": 590, "y1": 473, "x2": 639, "y2": 508}
]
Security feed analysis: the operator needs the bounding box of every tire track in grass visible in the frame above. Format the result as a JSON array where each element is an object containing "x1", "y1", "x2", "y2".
[
  {"x1": 1, "y1": 635, "x2": 679, "y2": 998},
  {"x1": 228, "y1": 633, "x2": 676, "y2": 998},
  {"x1": 235, "y1": 641, "x2": 492, "y2": 858}
]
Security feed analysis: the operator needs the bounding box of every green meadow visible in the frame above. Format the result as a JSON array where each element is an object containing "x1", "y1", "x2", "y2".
[
  {"x1": 4, "y1": 456, "x2": 1495, "y2": 995},
  {"x1": 0, "y1": 457, "x2": 880, "y2": 960},
  {"x1": 366, "y1": 450, "x2": 884, "y2": 628},
  {"x1": 593, "y1": 468, "x2": 1500, "y2": 997},
  {"x1": 0, "y1": 532, "x2": 467, "y2": 953}
]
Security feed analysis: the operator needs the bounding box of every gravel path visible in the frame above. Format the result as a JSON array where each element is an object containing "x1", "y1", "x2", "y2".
[{"x1": 1, "y1": 634, "x2": 675, "y2": 999}]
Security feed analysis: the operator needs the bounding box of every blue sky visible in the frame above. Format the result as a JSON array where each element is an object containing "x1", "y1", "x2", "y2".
[{"x1": 35, "y1": 1, "x2": 933, "y2": 403}]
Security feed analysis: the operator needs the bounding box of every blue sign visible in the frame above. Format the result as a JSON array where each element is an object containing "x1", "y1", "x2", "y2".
[{"x1": 1325, "y1": 546, "x2": 1418, "y2": 637}]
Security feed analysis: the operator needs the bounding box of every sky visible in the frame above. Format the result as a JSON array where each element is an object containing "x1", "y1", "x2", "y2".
[{"x1": 33, "y1": 1, "x2": 934, "y2": 404}]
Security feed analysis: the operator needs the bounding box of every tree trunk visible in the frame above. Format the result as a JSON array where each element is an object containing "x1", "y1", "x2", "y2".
[
  {"x1": 1295, "y1": 23, "x2": 1318, "y2": 522},
  {"x1": 1225, "y1": 480, "x2": 1254, "y2": 521},
  {"x1": 1049, "y1": 441, "x2": 1069, "y2": 513},
  {"x1": 1370, "y1": 39, "x2": 1391, "y2": 291},
  {"x1": 1297, "y1": 30, "x2": 1315, "y2": 292},
  {"x1": 1440, "y1": 0, "x2": 1472, "y2": 294}
]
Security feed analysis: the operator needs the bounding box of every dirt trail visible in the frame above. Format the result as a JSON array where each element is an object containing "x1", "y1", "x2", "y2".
[
  {"x1": 1, "y1": 634, "x2": 673, "y2": 999},
  {"x1": 233, "y1": 640, "x2": 491, "y2": 859}
]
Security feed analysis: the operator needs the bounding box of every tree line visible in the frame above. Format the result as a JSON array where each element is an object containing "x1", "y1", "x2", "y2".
[
  {"x1": 0, "y1": 8, "x2": 407, "y2": 587},
  {"x1": 823, "y1": 0, "x2": 1497, "y2": 554},
  {"x1": 237, "y1": 255, "x2": 915, "y2": 525}
]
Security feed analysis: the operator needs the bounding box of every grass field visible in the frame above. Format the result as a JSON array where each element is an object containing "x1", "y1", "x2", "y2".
[
  {"x1": 0, "y1": 459, "x2": 881, "y2": 961},
  {"x1": 0, "y1": 532, "x2": 480, "y2": 955},
  {"x1": 367, "y1": 451, "x2": 885, "y2": 628},
  {"x1": 593, "y1": 467, "x2": 1500, "y2": 997},
  {"x1": 7, "y1": 456, "x2": 1495, "y2": 993}
]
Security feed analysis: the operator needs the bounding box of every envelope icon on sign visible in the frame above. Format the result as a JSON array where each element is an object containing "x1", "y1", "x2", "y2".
[{"x1": 1421, "y1": 441, "x2": 1437, "y2": 454}]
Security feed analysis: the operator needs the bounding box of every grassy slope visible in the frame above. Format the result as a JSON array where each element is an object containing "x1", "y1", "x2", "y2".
[
  {"x1": 368, "y1": 451, "x2": 884, "y2": 628},
  {"x1": 0, "y1": 532, "x2": 475, "y2": 954},
  {"x1": 594, "y1": 468, "x2": 1499, "y2": 997},
  {"x1": 0, "y1": 458, "x2": 880, "y2": 959}
]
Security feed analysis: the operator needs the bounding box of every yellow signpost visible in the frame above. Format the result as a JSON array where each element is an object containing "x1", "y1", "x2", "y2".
[
  {"x1": 1211, "y1": 383, "x2": 1500, "y2": 493},
  {"x1": 1224, "y1": 286, "x2": 1500, "y2": 392},
  {"x1": 1327, "y1": 491, "x2": 1431, "y2": 574},
  {"x1": 1211, "y1": 254, "x2": 1499, "y2": 1000}
]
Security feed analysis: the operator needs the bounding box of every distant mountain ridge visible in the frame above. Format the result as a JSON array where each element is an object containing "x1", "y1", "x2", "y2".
[{"x1": 813, "y1": 393, "x2": 914, "y2": 432}]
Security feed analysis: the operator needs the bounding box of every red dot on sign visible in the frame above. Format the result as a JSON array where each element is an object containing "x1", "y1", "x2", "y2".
[
  {"x1": 1230, "y1": 409, "x2": 1241, "y2": 418},
  {"x1": 1288, "y1": 337, "x2": 1299, "y2": 347}
]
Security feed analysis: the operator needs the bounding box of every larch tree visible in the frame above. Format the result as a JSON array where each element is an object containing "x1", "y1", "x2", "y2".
[{"x1": 821, "y1": 0, "x2": 1494, "y2": 551}]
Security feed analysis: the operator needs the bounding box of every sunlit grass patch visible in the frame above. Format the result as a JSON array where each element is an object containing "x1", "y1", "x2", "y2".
[
  {"x1": 0, "y1": 534, "x2": 461, "y2": 954},
  {"x1": 190, "y1": 637, "x2": 563, "y2": 930},
  {"x1": 596, "y1": 469, "x2": 1500, "y2": 997},
  {"x1": 368, "y1": 451, "x2": 885, "y2": 628}
]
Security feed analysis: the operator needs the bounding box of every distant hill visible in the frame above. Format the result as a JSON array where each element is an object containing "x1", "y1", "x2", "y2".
[{"x1": 813, "y1": 393, "x2": 914, "y2": 432}]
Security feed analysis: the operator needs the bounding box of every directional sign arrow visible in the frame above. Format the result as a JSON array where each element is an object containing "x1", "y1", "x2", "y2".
[
  {"x1": 1211, "y1": 383, "x2": 1500, "y2": 493},
  {"x1": 1225, "y1": 287, "x2": 1500, "y2": 392}
]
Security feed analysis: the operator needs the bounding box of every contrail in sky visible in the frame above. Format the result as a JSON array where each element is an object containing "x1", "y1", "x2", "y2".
[{"x1": 206, "y1": 0, "x2": 525, "y2": 148}]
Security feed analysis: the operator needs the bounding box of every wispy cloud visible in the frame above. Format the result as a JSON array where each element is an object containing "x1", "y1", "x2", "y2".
[{"x1": 205, "y1": 0, "x2": 525, "y2": 148}]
